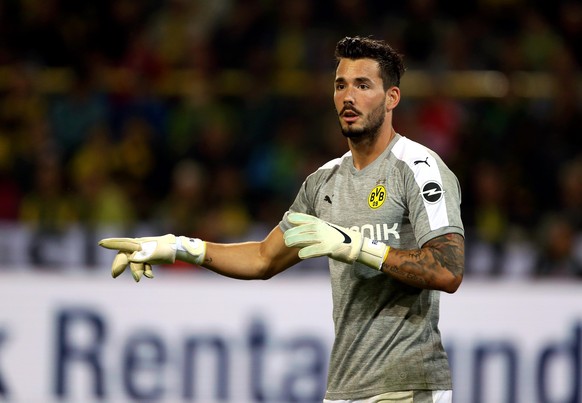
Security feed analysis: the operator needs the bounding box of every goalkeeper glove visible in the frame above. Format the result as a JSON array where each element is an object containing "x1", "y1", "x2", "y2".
[
  {"x1": 98, "y1": 234, "x2": 206, "y2": 282},
  {"x1": 283, "y1": 212, "x2": 389, "y2": 270}
]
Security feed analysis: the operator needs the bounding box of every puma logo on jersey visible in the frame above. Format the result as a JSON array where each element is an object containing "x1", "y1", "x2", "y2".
[
  {"x1": 324, "y1": 195, "x2": 332, "y2": 204},
  {"x1": 414, "y1": 157, "x2": 430, "y2": 167}
]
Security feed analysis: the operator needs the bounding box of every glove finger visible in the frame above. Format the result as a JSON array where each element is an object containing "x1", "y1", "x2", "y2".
[
  {"x1": 99, "y1": 238, "x2": 142, "y2": 252},
  {"x1": 284, "y1": 232, "x2": 318, "y2": 248},
  {"x1": 298, "y1": 244, "x2": 328, "y2": 260},
  {"x1": 284, "y1": 223, "x2": 320, "y2": 247},
  {"x1": 130, "y1": 262, "x2": 145, "y2": 282},
  {"x1": 111, "y1": 252, "x2": 130, "y2": 278},
  {"x1": 287, "y1": 212, "x2": 319, "y2": 226},
  {"x1": 143, "y1": 263, "x2": 154, "y2": 279}
]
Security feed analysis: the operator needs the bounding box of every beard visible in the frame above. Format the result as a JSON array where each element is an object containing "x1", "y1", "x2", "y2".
[{"x1": 339, "y1": 101, "x2": 386, "y2": 140}]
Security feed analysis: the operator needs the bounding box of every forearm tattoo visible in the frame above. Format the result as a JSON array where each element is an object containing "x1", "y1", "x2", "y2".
[
  {"x1": 383, "y1": 233, "x2": 464, "y2": 290},
  {"x1": 424, "y1": 234, "x2": 464, "y2": 277}
]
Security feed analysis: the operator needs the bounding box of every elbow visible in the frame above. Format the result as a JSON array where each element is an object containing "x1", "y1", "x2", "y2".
[
  {"x1": 250, "y1": 250, "x2": 280, "y2": 280},
  {"x1": 441, "y1": 272, "x2": 463, "y2": 294},
  {"x1": 438, "y1": 254, "x2": 465, "y2": 293},
  {"x1": 254, "y1": 262, "x2": 282, "y2": 280},
  {"x1": 256, "y1": 268, "x2": 276, "y2": 280}
]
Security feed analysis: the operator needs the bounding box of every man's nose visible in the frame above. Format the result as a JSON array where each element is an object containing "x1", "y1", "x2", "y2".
[{"x1": 343, "y1": 89, "x2": 355, "y2": 104}]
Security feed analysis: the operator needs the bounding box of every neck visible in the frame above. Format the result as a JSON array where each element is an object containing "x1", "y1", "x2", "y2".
[{"x1": 349, "y1": 127, "x2": 395, "y2": 170}]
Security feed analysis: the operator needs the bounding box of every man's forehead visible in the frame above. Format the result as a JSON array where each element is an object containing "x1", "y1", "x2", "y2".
[{"x1": 335, "y1": 58, "x2": 381, "y2": 80}]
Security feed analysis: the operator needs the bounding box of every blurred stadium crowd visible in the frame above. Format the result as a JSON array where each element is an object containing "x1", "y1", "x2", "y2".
[{"x1": 0, "y1": 0, "x2": 581, "y2": 278}]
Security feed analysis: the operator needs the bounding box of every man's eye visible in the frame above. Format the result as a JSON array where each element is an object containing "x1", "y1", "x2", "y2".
[
  {"x1": 335, "y1": 84, "x2": 345, "y2": 90},
  {"x1": 358, "y1": 84, "x2": 369, "y2": 89}
]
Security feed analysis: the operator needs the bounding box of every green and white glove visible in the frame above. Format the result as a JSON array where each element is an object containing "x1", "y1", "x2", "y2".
[
  {"x1": 98, "y1": 234, "x2": 206, "y2": 282},
  {"x1": 283, "y1": 212, "x2": 389, "y2": 270}
]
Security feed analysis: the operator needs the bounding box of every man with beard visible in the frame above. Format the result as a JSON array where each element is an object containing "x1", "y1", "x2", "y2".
[{"x1": 100, "y1": 36, "x2": 465, "y2": 403}]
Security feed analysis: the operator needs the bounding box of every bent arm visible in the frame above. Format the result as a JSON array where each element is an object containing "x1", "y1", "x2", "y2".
[
  {"x1": 381, "y1": 233, "x2": 464, "y2": 293},
  {"x1": 201, "y1": 226, "x2": 302, "y2": 280}
]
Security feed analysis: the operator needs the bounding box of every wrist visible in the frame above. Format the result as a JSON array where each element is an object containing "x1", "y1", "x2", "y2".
[
  {"x1": 357, "y1": 238, "x2": 389, "y2": 270},
  {"x1": 175, "y1": 236, "x2": 206, "y2": 265}
]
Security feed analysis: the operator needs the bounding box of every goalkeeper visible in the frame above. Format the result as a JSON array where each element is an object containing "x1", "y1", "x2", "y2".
[{"x1": 100, "y1": 36, "x2": 464, "y2": 403}]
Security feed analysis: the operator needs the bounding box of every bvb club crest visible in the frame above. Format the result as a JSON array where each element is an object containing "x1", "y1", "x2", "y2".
[{"x1": 368, "y1": 185, "x2": 386, "y2": 209}]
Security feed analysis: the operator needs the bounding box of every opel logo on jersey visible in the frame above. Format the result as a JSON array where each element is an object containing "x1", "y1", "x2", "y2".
[
  {"x1": 368, "y1": 185, "x2": 387, "y2": 209},
  {"x1": 421, "y1": 181, "x2": 444, "y2": 203}
]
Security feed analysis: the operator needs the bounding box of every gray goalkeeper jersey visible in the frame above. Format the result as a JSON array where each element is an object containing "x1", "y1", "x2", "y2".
[{"x1": 279, "y1": 133, "x2": 464, "y2": 400}]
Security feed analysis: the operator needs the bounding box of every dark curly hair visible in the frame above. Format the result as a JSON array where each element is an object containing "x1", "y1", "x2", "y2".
[{"x1": 335, "y1": 36, "x2": 406, "y2": 90}]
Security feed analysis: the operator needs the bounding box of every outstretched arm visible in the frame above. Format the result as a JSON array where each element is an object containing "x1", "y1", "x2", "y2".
[
  {"x1": 381, "y1": 233, "x2": 464, "y2": 293},
  {"x1": 99, "y1": 226, "x2": 301, "y2": 282},
  {"x1": 202, "y1": 226, "x2": 301, "y2": 280}
]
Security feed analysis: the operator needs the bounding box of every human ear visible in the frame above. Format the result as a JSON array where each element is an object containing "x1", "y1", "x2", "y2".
[{"x1": 386, "y1": 86, "x2": 400, "y2": 110}]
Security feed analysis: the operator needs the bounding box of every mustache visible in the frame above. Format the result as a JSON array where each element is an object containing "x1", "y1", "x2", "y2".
[{"x1": 340, "y1": 105, "x2": 361, "y2": 116}]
